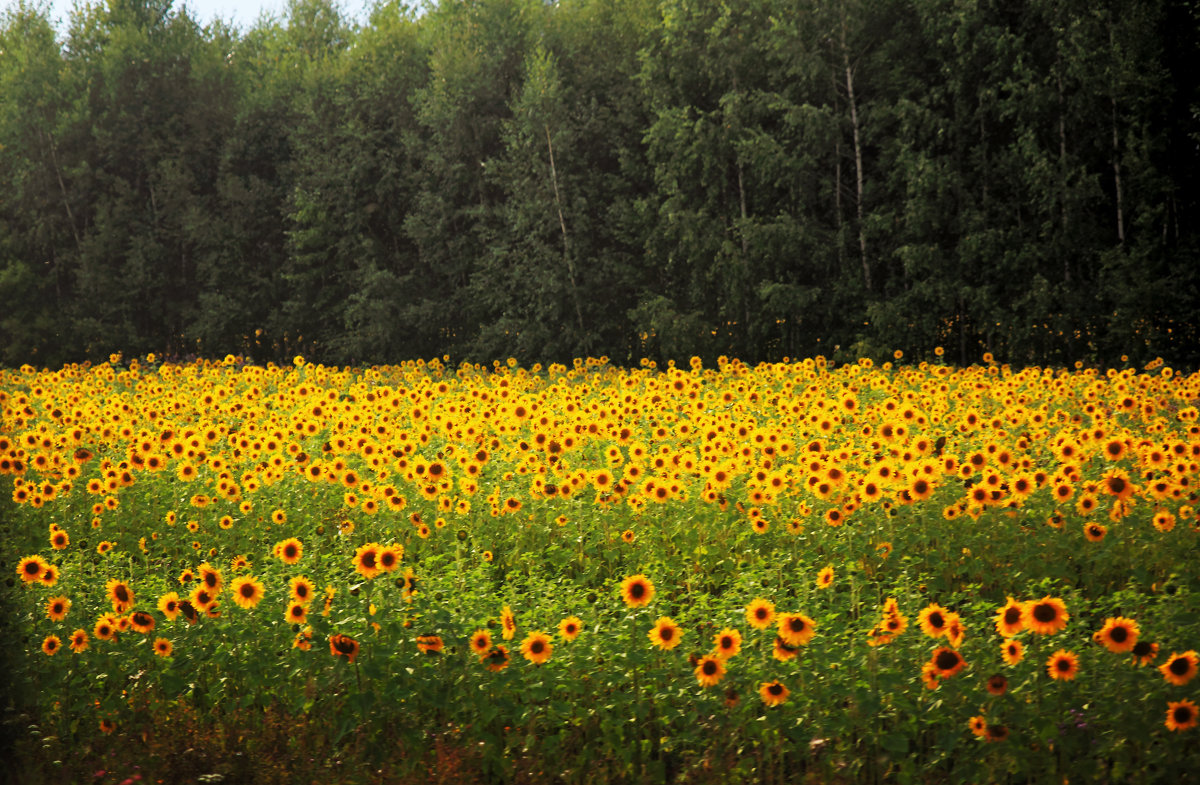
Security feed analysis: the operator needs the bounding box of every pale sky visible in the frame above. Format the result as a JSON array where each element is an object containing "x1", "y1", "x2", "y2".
[{"x1": 32, "y1": 0, "x2": 378, "y2": 32}]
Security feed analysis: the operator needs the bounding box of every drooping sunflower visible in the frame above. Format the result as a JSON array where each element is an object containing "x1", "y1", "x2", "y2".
[
  {"x1": 1159, "y1": 651, "x2": 1199, "y2": 686},
  {"x1": 470, "y1": 629, "x2": 493, "y2": 657},
  {"x1": 930, "y1": 647, "x2": 967, "y2": 678},
  {"x1": 105, "y1": 579, "x2": 135, "y2": 613},
  {"x1": 1132, "y1": 640, "x2": 1159, "y2": 666},
  {"x1": 759, "y1": 681, "x2": 789, "y2": 707},
  {"x1": 69, "y1": 629, "x2": 88, "y2": 653},
  {"x1": 985, "y1": 724, "x2": 1009, "y2": 743},
  {"x1": 986, "y1": 674, "x2": 1008, "y2": 696},
  {"x1": 153, "y1": 637, "x2": 173, "y2": 657},
  {"x1": 275, "y1": 538, "x2": 303, "y2": 565},
  {"x1": 620, "y1": 574, "x2": 655, "y2": 608},
  {"x1": 128, "y1": 611, "x2": 155, "y2": 633},
  {"x1": 994, "y1": 597, "x2": 1025, "y2": 637},
  {"x1": 1166, "y1": 699, "x2": 1198, "y2": 732},
  {"x1": 1094, "y1": 617, "x2": 1140, "y2": 654},
  {"x1": 816, "y1": 566, "x2": 834, "y2": 590},
  {"x1": 520, "y1": 632, "x2": 553, "y2": 665},
  {"x1": 501, "y1": 605, "x2": 517, "y2": 641},
  {"x1": 1024, "y1": 596, "x2": 1069, "y2": 635},
  {"x1": 416, "y1": 635, "x2": 444, "y2": 655},
  {"x1": 483, "y1": 645, "x2": 510, "y2": 672},
  {"x1": 329, "y1": 633, "x2": 360, "y2": 664},
  {"x1": 694, "y1": 654, "x2": 726, "y2": 687},
  {"x1": 648, "y1": 617, "x2": 682, "y2": 650},
  {"x1": 921, "y1": 662, "x2": 941, "y2": 690},
  {"x1": 230, "y1": 575, "x2": 264, "y2": 609},
  {"x1": 46, "y1": 596, "x2": 70, "y2": 622},
  {"x1": 559, "y1": 616, "x2": 583, "y2": 642},
  {"x1": 745, "y1": 598, "x2": 775, "y2": 630},
  {"x1": 918, "y1": 604, "x2": 951, "y2": 639},
  {"x1": 1046, "y1": 649, "x2": 1079, "y2": 681},
  {"x1": 777, "y1": 613, "x2": 817, "y2": 647}
]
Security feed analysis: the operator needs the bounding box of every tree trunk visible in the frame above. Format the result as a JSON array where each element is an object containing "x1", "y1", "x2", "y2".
[
  {"x1": 839, "y1": 14, "x2": 871, "y2": 291},
  {"x1": 545, "y1": 124, "x2": 586, "y2": 342}
]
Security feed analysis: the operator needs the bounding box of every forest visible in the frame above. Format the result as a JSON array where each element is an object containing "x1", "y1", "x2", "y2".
[{"x1": 1, "y1": 0, "x2": 1197, "y2": 369}]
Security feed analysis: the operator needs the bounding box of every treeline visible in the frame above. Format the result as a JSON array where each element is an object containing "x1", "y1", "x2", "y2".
[{"x1": 1, "y1": 0, "x2": 1198, "y2": 369}]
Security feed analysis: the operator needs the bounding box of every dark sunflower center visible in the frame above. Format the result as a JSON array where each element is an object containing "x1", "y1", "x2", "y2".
[
  {"x1": 1169, "y1": 658, "x2": 1190, "y2": 675},
  {"x1": 290, "y1": 606, "x2": 303, "y2": 617},
  {"x1": 1173, "y1": 707, "x2": 1192, "y2": 723},
  {"x1": 1004, "y1": 607, "x2": 1021, "y2": 624},
  {"x1": 928, "y1": 612, "x2": 944, "y2": 628},
  {"x1": 660, "y1": 627, "x2": 673, "y2": 640},
  {"x1": 23, "y1": 562, "x2": 40, "y2": 575},
  {"x1": 755, "y1": 608, "x2": 768, "y2": 619},
  {"x1": 115, "y1": 585, "x2": 129, "y2": 602},
  {"x1": 630, "y1": 583, "x2": 645, "y2": 599},
  {"x1": 720, "y1": 636, "x2": 733, "y2": 648},
  {"x1": 240, "y1": 584, "x2": 255, "y2": 597},
  {"x1": 768, "y1": 684, "x2": 783, "y2": 695},
  {"x1": 702, "y1": 661, "x2": 718, "y2": 675},
  {"x1": 531, "y1": 641, "x2": 544, "y2": 654},
  {"x1": 362, "y1": 553, "x2": 376, "y2": 568},
  {"x1": 285, "y1": 545, "x2": 297, "y2": 558},
  {"x1": 935, "y1": 650, "x2": 960, "y2": 670},
  {"x1": 1109, "y1": 478, "x2": 1126, "y2": 494},
  {"x1": 1032, "y1": 604, "x2": 1057, "y2": 623},
  {"x1": 1132, "y1": 641, "x2": 1152, "y2": 656},
  {"x1": 1056, "y1": 658, "x2": 1072, "y2": 672},
  {"x1": 1109, "y1": 626, "x2": 1128, "y2": 642}
]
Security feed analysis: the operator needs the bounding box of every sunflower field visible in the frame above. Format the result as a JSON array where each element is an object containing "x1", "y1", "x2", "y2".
[{"x1": 2, "y1": 353, "x2": 1199, "y2": 784}]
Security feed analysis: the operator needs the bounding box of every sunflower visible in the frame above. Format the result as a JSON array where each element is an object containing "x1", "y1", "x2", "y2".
[
  {"x1": 42, "y1": 635, "x2": 61, "y2": 656},
  {"x1": 353, "y1": 543, "x2": 381, "y2": 579},
  {"x1": 106, "y1": 579, "x2": 135, "y2": 613},
  {"x1": 190, "y1": 586, "x2": 216, "y2": 611},
  {"x1": 816, "y1": 566, "x2": 834, "y2": 590},
  {"x1": 777, "y1": 613, "x2": 817, "y2": 647},
  {"x1": 985, "y1": 724, "x2": 1009, "y2": 743},
  {"x1": 329, "y1": 633, "x2": 360, "y2": 663},
  {"x1": 501, "y1": 605, "x2": 517, "y2": 641},
  {"x1": 1166, "y1": 699, "x2": 1198, "y2": 732},
  {"x1": 1024, "y1": 596, "x2": 1068, "y2": 635},
  {"x1": 98, "y1": 718, "x2": 116, "y2": 734},
  {"x1": 16, "y1": 555, "x2": 47, "y2": 584},
  {"x1": 994, "y1": 597, "x2": 1025, "y2": 637},
  {"x1": 198, "y1": 563, "x2": 223, "y2": 594},
  {"x1": 620, "y1": 574, "x2": 655, "y2": 608},
  {"x1": 930, "y1": 647, "x2": 967, "y2": 678},
  {"x1": 275, "y1": 538, "x2": 303, "y2": 565},
  {"x1": 470, "y1": 629, "x2": 493, "y2": 657},
  {"x1": 745, "y1": 598, "x2": 775, "y2": 630},
  {"x1": 153, "y1": 638, "x2": 173, "y2": 657},
  {"x1": 1094, "y1": 617, "x2": 1140, "y2": 654},
  {"x1": 714, "y1": 628, "x2": 742, "y2": 659},
  {"x1": 1159, "y1": 651, "x2": 1198, "y2": 686},
  {"x1": 93, "y1": 615, "x2": 117, "y2": 642},
  {"x1": 1132, "y1": 640, "x2": 1159, "y2": 666},
  {"x1": 520, "y1": 632, "x2": 552, "y2": 664},
  {"x1": 694, "y1": 654, "x2": 726, "y2": 687},
  {"x1": 69, "y1": 629, "x2": 88, "y2": 653},
  {"x1": 969, "y1": 715, "x2": 987, "y2": 737},
  {"x1": 558, "y1": 616, "x2": 583, "y2": 642},
  {"x1": 918, "y1": 604, "x2": 951, "y2": 639},
  {"x1": 921, "y1": 662, "x2": 941, "y2": 690},
  {"x1": 484, "y1": 645, "x2": 510, "y2": 672},
  {"x1": 178, "y1": 600, "x2": 199, "y2": 625},
  {"x1": 46, "y1": 596, "x2": 70, "y2": 622},
  {"x1": 1002, "y1": 638, "x2": 1024, "y2": 666},
  {"x1": 416, "y1": 635, "x2": 444, "y2": 655},
  {"x1": 129, "y1": 611, "x2": 155, "y2": 633},
  {"x1": 289, "y1": 576, "x2": 316, "y2": 605},
  {"x1": 50, "y1": 529, "x2": 69, "y2": 550},
  {"x1": 284, "y1": 601, "x2": 307, "y2": 625},
  {"x1": 230, "y1": 576, "x2": 264, "y2": 609},
  {"x1": 986, "y1": 674, "x2": 1008, "y2": 696},
  {"x1": 648, "y1": 617, "x2": 682, "y2": 650},
  {"x1": 763, "y1": 633, "x2": 795, "y2": 661},
  {"x1": 1083, "y1": 522, "x2": 1107, "y2": 542},
  {"x1": 759, "y1": 681, "x2": 789, "y2": 707},
  {"x1": 378, "y1": 544, "x2": 403, "y2": 573},
  {"x1": 1046, "y1": 649, "x2": 1079, "y2": 680}
]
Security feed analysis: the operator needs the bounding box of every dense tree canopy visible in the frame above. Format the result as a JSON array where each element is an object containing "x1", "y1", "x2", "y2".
[{"x1": 1, "y1": 0, "x2": 1197, "y2": 368}]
